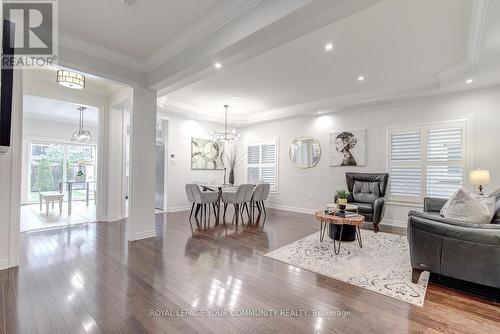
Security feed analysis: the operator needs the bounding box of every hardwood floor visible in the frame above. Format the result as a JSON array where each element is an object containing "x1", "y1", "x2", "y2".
[
  {"x1": 20, "y1": 201, "x2": 96, "y2": 232},
  {"x1": 1, "y1": 208, "x2": 499, "y2": 333}
]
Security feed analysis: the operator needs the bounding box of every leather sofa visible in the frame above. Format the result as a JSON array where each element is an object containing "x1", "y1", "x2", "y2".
[
  {"x1": 342, "y1": 172, "x2": 389, "y2": 232},
  {"x1": 408, "y1": 197, "x2": 500, "y2": 288}
]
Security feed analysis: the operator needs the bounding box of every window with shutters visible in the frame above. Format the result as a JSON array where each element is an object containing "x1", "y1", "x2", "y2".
[
  {"x1": 247, "y1": 138, "x2": 278, "y2": 192},
  {"x1": 387, "y1": 120, "x2": 468, "y2": 202}
]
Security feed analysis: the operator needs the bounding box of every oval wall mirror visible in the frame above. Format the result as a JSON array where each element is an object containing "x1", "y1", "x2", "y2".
[{"x1": 289, "y1": 137, "x2": 321, "y2": 168}]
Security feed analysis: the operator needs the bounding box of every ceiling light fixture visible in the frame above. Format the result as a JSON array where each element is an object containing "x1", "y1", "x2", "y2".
[
  {"x1": 324, "y1": 43, "x2": 334, "y2": 51},
  {"x1": 71, "y1": 107, "x2": 92, "y2": 142},
  {"x1": 357, "y1": 75, "x2": 365, "y2": 81},
  {"x1": 233, "y1": 96, "x2": 239, "y2": 100},
  {"x1": 211, "y1": 105, "x2": 240, "y2": 141},
  {"x1": 57, "y1": 70, "x2": 85, "y2": 89},
  {"x1": 317, "y1": 110, "x2": 324, "y2": 114},
  {"x1": 214, "y1": 62, "x2": 222, "y2": 69},
  {"x1": 465, "y1": 79, "x2": 474, "y2": 84},
  {"x1": 120, "y1": 0, "x2": 136, "y2": 4}
]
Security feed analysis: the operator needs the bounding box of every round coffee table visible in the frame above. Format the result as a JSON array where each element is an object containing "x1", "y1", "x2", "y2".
[
  {"x1": 326, "y1": 204, "x2": 359, "y2": 241},
  {"x1": 314, "y1": 211, "x2": 364, "y2": 255}
]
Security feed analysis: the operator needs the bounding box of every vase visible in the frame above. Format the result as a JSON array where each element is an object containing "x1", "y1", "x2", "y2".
[
  {"x1": 337, "y1": 198, "x2": 347, "y2": 205},
  {"x1": 229, "y1": 169, "x2": 235, "y2": 185}
]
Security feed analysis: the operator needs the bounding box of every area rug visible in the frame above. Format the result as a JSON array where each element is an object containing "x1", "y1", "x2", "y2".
[{"x1": 265, "y1": 230, "x2": 429, "y2": 306}]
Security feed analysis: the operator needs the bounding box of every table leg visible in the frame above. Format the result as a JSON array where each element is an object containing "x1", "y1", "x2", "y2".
[
  {"x1": 39, "y1": 194, "x2": 42, "y2": 211},
  {"x1": 59, "y1": 198, "x2": 63, "y2": 216},
  {"x1": 216, "y1": 188, "x2": 221, "y2": 225},
  {"x1": 68, "y1": 183, "x2": 73, "y2": 215},
  {"x1": 46, "y1": 199, "x2": 49, "y2": 216},
  {"x1": 333, "y1": 225, "x2": 344, "y2": 255},
  {"x1": 319, "y1": 221, "x2": 327, "y2": 242},
  {"x1": 356, "y1": 225, "x2": 363, "y2": 248}
]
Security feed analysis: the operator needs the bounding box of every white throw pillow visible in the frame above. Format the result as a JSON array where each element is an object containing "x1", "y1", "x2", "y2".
[{"x1": 440, "y1": 189, "x2": 495, "y2": 224}]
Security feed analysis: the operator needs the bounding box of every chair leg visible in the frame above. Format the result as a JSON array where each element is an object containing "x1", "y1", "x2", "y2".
[
  {"x1": 245, "y1": 203, "x2": 251, "y2": 222},
  {"x1": 373, "y1": 223, "x2": 379, "y2": 233},
  {"x1": 195, "y1": 204, "x2": 201, "y2": 218},
  {"x1": 261, "y1": 201, "x2": 267, "y2": 228},
  {"x1": 208, "y1": 204, "x2": 211, "y2": 225},
  {"x1": 189, "y1": 203, "x2": 195, "y2": 220},
  {"x1": 223, "y1": 203, "x2": 228, "y2": 224}
]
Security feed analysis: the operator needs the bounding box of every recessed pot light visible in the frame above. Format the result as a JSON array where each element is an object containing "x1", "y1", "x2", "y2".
[
  {"x1": 214, "y1": 62, "x2": 222, "y2": 69},
  {"x1": 358, "y1": 75, "x2": 365, "y2": 81},
  {"x1": 465, "y1": 79, "x2": 474, "y2": 84},
  {"x1": 325, "y1": 43, "x2": 334, "y2": 51},
  {"x1": 233, "y1": 96, "x2": 239, "y2": 100}
]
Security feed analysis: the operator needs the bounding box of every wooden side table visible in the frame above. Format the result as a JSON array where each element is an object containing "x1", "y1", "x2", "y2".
[
  {"x1": 314, "y1": 211, "x2": 365, "y2": 254},
  {"x1": 39, "y1": 192, "x2": 64, "y2": 216}
]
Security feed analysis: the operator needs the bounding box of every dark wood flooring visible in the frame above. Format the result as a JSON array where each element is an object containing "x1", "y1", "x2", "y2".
[{"x1": 1, "y1": 208, "x2": 499, "y2": 333}]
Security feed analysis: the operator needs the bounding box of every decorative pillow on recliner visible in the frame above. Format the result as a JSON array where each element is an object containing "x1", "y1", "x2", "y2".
[{"x1": 440, "y1": 189, "x2": 496, "y2": 224}]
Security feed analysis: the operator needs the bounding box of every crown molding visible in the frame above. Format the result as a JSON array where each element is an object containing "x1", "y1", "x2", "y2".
[
  {"x1": 59, "y1": 32, "x2": 145, "y2": 71},
  {"x1": 439, "y1": 0, "x2": 493, "y2": 87},
  {"x1": 143, "y1": 0, "x2": 264, "y2": 72},
  {"x1": 58, "y1": 0, "x2": 263, "y2": 73}
]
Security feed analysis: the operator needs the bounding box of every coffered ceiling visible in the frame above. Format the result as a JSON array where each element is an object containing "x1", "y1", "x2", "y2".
[
  {"x1": 157, "y1": 0, "x2": 500, "y2": 124},
  {"x1": 55, "y1": 0, "x2": 500, "y2": 125}
]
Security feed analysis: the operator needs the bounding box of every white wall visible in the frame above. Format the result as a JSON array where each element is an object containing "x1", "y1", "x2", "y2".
[
  {"x1": 235, "y1": 86, "x2": 500, "y2": 226},
  {"x1": 158, "y1": 111, "x2": 226, "y2": 212},
  {"x1": 23, "y1": 118, "x2": 99, "y2": 143}
]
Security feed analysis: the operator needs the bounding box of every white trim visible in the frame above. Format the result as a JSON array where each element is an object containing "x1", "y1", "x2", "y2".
[
  {"x1": 0, "y1": 258, "x2": 10, "y2": 271},
  {"x1": 266, "y1": 204, "x2": 315, "y2": 215},
  {"x1": 133, "y1": 230, "x2": 157, "y2": 241},
  {"x1": 168, "y1": 205, "x2": 191, "y2": 213}
]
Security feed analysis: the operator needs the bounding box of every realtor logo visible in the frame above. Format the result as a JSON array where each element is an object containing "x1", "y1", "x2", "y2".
[{"x1": 2, "y1": 0, "x2": 58, "y2": 67}]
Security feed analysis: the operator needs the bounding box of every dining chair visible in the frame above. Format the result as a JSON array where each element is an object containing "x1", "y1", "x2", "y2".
[
  {"x1": 185, "y1": 184, "x2": 219, "y2": 226},
  {"x1": 252, "y1": 183, "x2": 270, "y2": 227},
  {"x1": 221, "y1": 184, "x2": 254, "y2": 226}
]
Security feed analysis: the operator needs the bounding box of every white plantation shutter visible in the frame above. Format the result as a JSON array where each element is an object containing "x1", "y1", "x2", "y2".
[
  {"x1": 247, "y1": 145, "x2": 260, "y2": 164},
  {"x1": 247, "y1": 139, "x2": 278, "y2": 192},
  {"x1": 427, "y1": 128, "x2": 462, "y2": 161},
  {"x1": 388, "y1": 121, "x2": 467, "y2": 201},
  {"x1": 389, "y1": 167, "x2": 422, "y2": 196},
  {"x1": 426, "y1": 166, "x2": 464, "y2": 198}
]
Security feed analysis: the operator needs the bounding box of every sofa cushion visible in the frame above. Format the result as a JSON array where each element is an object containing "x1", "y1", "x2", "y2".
[
  {"x1": 349, "y1": 202, "x2": 374, "y2": 214},
  {"x1": 441, "y1": 189, "x2": 495, "y2": 224},
  {"x1": 352, "y1": 181, "x2": 380, "y2": 203}
]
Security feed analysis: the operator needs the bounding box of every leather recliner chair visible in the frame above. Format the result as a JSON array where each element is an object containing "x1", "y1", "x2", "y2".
[{"x1": 343, "y1": 172, "x2": 389, "y2": 232}]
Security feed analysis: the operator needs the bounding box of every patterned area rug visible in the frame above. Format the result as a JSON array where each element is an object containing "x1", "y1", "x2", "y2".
[{"x1": 265, "y1": 230, "x2": 429, "y2": 306}]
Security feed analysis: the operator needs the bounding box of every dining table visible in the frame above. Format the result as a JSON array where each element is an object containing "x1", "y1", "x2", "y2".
[{"x1": 197, "y1": 183, "x2": 239, "y2": 224}]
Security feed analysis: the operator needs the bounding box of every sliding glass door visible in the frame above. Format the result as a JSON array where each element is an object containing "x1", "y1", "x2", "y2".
[{"x1": 28, "y1": 140, "x2": 97, "y2": 203}]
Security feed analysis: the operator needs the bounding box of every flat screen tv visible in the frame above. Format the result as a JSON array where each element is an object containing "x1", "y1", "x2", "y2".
[{"x1": 0, "y1": 19, "x2": 15, "y2": 154}]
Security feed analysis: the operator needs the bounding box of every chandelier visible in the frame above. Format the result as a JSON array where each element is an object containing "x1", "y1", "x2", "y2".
[
  {"x1": 212, "y1": 105, "x2": 240, "y2": 141},
  {"x1": 57, "y1": 70, "x2": 85, "y2": 89},
  {"x1": 71, "y1": 107, "x2": 92, "y2": 142}
]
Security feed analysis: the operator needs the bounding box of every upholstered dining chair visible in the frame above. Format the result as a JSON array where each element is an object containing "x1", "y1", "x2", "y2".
[
  {"x1": 185, "y1": 184, "x2": 219, "y2": 225},
  {"x1": 222, "y1": 184, "x2": 254, "y2": 226},
  {"x1": 251, "y1": 183, "x2": 270, "y2": 227}
]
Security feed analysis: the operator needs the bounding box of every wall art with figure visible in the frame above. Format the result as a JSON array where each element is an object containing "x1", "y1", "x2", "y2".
[
  {"x1": 191, "y1": 138, "x2": 224, "y2": 170},
  {"x1": 329, "y1": 130, "x2": 366, "y2": 166}
]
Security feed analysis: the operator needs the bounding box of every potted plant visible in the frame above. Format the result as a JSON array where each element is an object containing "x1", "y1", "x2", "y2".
[{"x1": 335, "y1": 190, "x2": 349, "y2": 210}]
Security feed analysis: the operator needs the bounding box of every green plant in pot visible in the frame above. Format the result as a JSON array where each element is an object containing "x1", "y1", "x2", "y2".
[{"x1": 335, "y1": 190, "x2": 349, "y2": 210}]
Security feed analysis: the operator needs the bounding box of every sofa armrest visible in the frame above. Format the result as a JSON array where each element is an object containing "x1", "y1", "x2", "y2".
[
  {"x1": 423, "y1": 197, "x2": 448, "y2": 213},
  {"x1": 373, "y1": 197, "x2": 385, "y2": 224}
]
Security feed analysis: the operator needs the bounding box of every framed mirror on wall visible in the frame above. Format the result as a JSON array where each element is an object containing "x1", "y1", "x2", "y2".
[{"x1": 289, "y1": 137, "x2": 321, "y2": 169}]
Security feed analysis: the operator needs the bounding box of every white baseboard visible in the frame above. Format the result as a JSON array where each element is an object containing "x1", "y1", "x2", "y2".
[
  {"x1": 168, "y1": 205, "x2": 191, "y2": 213},
  {"x1": 133, "y1": 229, "x2": 157, "y2": 241},
  {"x1": 0, "y1": 258, "x2": 10, "y2": 271},
  {"x1": 266, "y1": 204, "x2": 316, "y2": 214}
]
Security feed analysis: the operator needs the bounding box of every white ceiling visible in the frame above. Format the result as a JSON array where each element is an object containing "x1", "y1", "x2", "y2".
[
  {"x1": 162, "y1": 0, "x2": 481, "y2": 123},
  {"x1": 59, "y1": 0, "x2": 228, "y2": 65},
  {"x1": 24, "y1": 95, "x2": 99, "y2": 126},
  {"x1": 24, "y1": 65, "x2": 125, "y2": 97}
]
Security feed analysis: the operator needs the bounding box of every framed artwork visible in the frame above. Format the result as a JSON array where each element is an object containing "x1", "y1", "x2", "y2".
[
  {"x1": 191, "y1": 138, "x2": 224, "y2": 170},
  {"x1": 329, "y1": 130, "x2": 366, "y2": 166}
]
